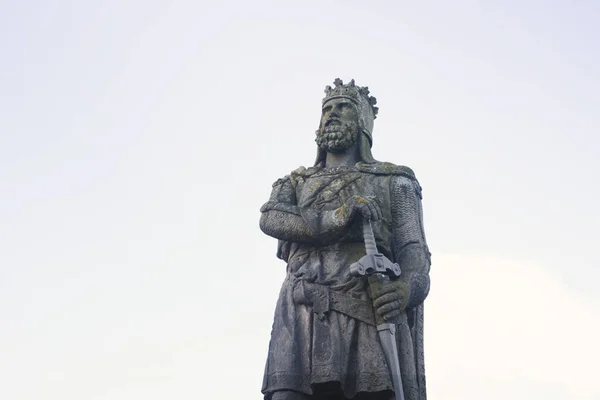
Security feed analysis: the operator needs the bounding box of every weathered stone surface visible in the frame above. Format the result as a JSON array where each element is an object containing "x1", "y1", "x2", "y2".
[{"x1": 260, "y1": 79, "x2": 431, "y2": 400}]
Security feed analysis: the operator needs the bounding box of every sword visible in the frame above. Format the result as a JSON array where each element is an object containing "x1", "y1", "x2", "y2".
[{"x1": 349, "y1": 218, "x2": 405, "y2": 400}]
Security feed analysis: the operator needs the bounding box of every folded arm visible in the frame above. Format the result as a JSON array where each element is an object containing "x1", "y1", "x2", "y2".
[{"x1": 259, "y1": 175, "x2": 349, "y2": 244}]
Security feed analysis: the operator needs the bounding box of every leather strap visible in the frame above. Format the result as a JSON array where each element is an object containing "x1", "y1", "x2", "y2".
[
  {"x1": 298, "y1": 281, "x2": 375, "y2": 326},
  {"x1": 330, "y1": 290, "x2": 375, "y2": 326}
]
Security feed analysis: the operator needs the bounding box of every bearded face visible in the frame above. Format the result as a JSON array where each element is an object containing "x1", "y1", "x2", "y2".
[
  {"x1": 315, "y1": 99, "x2": 360, "y2": 154},
  {"x1": 315, "y1": 120, "x2": 359, "y2": 153}
]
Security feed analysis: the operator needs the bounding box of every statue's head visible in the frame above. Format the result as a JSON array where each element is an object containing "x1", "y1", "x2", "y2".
[{"x1": 314, "y1": 78, "x2": 378, "y2": 166}]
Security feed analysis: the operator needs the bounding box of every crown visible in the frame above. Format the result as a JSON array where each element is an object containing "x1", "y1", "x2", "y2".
[{"x1": 322, "y1": 78, "x2": 379, "y2": 119}]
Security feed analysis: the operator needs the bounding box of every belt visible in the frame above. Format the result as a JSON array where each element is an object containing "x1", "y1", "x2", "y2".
[{"x1": 293, "y1": 280, "x2": 375, "y2": 326}]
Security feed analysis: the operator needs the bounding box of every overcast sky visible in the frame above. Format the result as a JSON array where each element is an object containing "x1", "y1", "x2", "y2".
[{"x1": 1, "y1": 1, "x2": 599, "y2": 399}]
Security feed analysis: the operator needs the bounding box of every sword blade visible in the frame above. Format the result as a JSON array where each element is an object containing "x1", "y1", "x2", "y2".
[
  {"x1": 362, "y1": 218, "x2": 405, "y2": 400},
  {"x1": 377, "y1": 322, "x2": 405, "y2": 400}
]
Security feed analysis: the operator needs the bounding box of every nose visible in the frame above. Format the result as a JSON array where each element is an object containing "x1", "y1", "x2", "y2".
[{"x1": 328, "y1": 108, "x2": 340, "y2": 119}]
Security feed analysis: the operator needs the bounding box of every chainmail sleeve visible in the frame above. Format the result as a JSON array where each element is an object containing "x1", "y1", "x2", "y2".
[
  {"x1": 260, "y1": 175, "x2": 300, "y2": 215},
  {"x1": 390, "y1": 175, "x2": 432, "y2": 308},
  {"x1": 260, "y1": 174, "x2": 316, "y2": 260}
]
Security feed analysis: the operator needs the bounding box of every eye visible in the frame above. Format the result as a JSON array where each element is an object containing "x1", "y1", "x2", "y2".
[
  {"x1": 322, "y1": 106, "x2": 332, "y2": 113},
  {"x1": 339, "y1": 103, "x2": 356, "y2": 114}
]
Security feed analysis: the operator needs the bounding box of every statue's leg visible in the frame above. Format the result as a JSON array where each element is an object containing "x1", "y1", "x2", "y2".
[{"x1": 271, "y1": 390, "x2": 312, "y2": 400}]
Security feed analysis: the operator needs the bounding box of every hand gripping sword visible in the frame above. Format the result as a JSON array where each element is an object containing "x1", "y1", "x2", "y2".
[{"x1": 349, "y1": 218, "x2": 405, "y2": 400}]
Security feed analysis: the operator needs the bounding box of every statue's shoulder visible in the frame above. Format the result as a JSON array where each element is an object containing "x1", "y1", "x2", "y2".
[
  {"x1": 356, "y1": 161, "x2": 417, "y2": 180},
  {"x1": 289, "y1": 165, "x2": 322, "y2": 179},
  {"x1": 359, "y1": 162, "x2": 425, "y2": 200},
  {"x1": 291, "y1": 165, "x2": 321, "y2": 177},
  {"x1": 272, "y1": 165, "x2": 321, "y2": 187}
]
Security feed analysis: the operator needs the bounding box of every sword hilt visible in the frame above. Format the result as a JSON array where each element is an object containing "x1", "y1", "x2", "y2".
[
  {"x1": 362, "y1": 218, "x2": 378, "y2": 256},
  {"x1": 350, "y1": 218, "x2": 401, "y2": 279}
]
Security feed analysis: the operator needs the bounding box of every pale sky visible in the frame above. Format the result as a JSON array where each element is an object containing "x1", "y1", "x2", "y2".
[{"x1": 1, "y1": 1, "x2": 599, "y2": 399}]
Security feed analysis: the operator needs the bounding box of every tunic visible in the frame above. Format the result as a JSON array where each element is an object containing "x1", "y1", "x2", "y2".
[{"x1": 260, "y1": 162, "x2": 430, "y2": 400}]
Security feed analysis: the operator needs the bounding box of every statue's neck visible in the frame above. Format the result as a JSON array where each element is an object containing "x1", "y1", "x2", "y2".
[{"x1": 324, "y1": 143, "x2": 360, "y2": 168}]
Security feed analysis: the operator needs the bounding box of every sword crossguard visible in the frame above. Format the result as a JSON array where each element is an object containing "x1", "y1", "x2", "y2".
[{"x1": 349, "y1": 253, "x2": 401, "y2": 278}]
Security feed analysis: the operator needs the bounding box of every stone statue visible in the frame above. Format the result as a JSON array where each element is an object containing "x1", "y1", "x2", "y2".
[{"x1": 259, "y1": 78, "x2": 431, "y2": 400}]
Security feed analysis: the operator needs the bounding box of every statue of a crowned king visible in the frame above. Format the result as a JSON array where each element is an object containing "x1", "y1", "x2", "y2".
[{"x1": 259, "y1": 79, "x2": 431, "y2": 400}]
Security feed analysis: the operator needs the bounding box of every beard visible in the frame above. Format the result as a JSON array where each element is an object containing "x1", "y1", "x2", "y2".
[{"x1": 315, "y1": 120, "x2": 359, "y2": 154}]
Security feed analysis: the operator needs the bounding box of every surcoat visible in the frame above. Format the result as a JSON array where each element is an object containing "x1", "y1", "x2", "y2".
[{"x1": 260, "y1": 162, "x2": 431, "y2": 400}]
